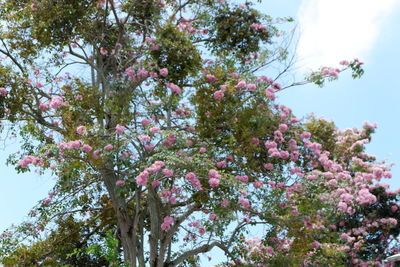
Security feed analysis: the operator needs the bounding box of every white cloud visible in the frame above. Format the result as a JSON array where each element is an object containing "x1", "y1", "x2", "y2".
[{"x1": 296, "y1": 0, "x2": 399, "y2": 71}]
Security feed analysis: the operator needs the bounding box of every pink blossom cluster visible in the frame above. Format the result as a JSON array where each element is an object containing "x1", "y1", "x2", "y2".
[
  {"x1": 185, "y1": 172, "x2": 202, "y2": 190},
  {"x1": 0, "y1": 87, "x2": 8, "y2": 96},
  {"x1": 250, "y1": 23, "x2": 267, "y2": 31},
  {"x1": 49, "y1": 96, "x2": 65, "y2": 109},
  {"x1": 58, "y1": 140, "x2": 81, "y2": 150},
  {"x1": 161, "y1": 187, "x2": 181, "y2": 204},
  {"x1": 161, "y1": 216, "x2": 174, "y2": 231},
  {"x1": 188, "y1": 220, "x2": 207, "y2": 235},
  {"x1": 208, "y1": 169, "x2": 221, "y2": 187},
  {"x1": 135, "y1": 161, "x2": 165, "y2": 186},
  {"x1": 18, "y1": 155, "x2": 44, "y2": 168},
  {"x1": 166, "y1": 83, "x2": 181, "y2": 94},
  {"x1": 321, "y1": 67, "x2": 341, "y2": 78}
]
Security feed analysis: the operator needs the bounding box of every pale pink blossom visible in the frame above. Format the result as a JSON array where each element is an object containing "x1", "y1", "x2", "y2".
[
  {"x1": 162, "y1": 168, "x2": 174, "y2": 177},
  {"x1": 104, "y1": 144, "x2": 114, "y2": 151},
  {"x1": 159, "y1": 68, "x2": 168, "y2": 77},
  {"x1": 206, "y1": 74, "x2": 216, "y2": 82},
  {"x1": 213, "y1": 90, "x2": 224, "y2": 100},
  {"x1": 236, "y1": 80, "x2": 246, "y2": 88},
  {"x1": 82, "y1": 144, "x2": 92, "y2": 153},
  {"x1": 93, "y1": 150, "x2": 101, "y2": 159},
  {"x1": 76, "y1": 125, "x2": 87, "y2": 135},
  {"x1": 0, "y1": 87, "x2": 8, "y2": 96},
  {"x1": 116, "y1": 180, "x2": 125, "y2": 186},
  {"x1": 115, "y1": 125, "x2": 125, "y2": 134},
  {"x1": 166, "y1": 83, "x2": 181, "y2": 94},
  {"x1": 239, "y1": 197, "x2": 250, "y2": 209},
  {"x1": 246, "y1": 83, "x2": 256, "y2": 91},
  {"x1": 50, "y1": 96, "x2": 64, "y2": 109},
  {"x1": 209, "y1": 178, "x2": 220, "y2": 187},
  {"x1": 141, "y1": 119, "x2": 151, "y2": 126}
]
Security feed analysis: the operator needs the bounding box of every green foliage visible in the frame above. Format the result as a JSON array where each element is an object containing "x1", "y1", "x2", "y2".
[
  {"x1": 305, "y1": 116, "x2": 337, "y2": 153},
  {"x1": 1, "y1": 217, "x2": 108, "y2": 266},
  {"x1": 86, "y1": 230, "x2": 122, "y2": 266},
  {"x1": 205, "y1": 4, "x2": 271, "y2": 57},
  {"x1": 151, "y1": 23, "x2": 202, "y2": 84}
]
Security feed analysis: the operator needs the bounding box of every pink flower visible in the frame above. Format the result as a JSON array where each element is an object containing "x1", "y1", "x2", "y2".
[
  {"x1": 100, "y1": 47, "x2": 108, "y2": 55},
  {"x1": 311, "y1": 241, "x2": 320, "y2": 249},
  {"x1": 159, "y1": 68, "x2": 168, "y2": 77},
  {"x1": 250, "y1": 23, "x2": 267, "y2": 31},
  {"x1": 208, "y1": 169, "x2": 221, "y2": 179},
  {"x1": 216, "y1": 160, "x2": 226, "y2": 168},
  {"x1": 136, "y1": 171, "x2": 149, "y2": 186},
  {"x1": 161, "y1": 216, "x2": 174, "y2": 231},
  {"x1": 235, "y1": 175, "x2": 249, "y2": 183},
  {"x1": 230, "y1": 72, "x2": 239, "y2": 79},
  {"x1": 141, "y1": 119, "x2": 151, "y2": 126},
  {"x1": 253, "y1": 180, "x2": 264, "y2": 189},
  {"x1": 235, "y1": 80, "x2": 246, "y2": 88},
  {"x1": 138, "y1": 135, "x2": 151, "y2": 142},
  {"x1": 150, "y1": 127, "x2": 160, "y2": 133},
  {"x1": 246, "y1": 83, "x2": 256, "y2": 91},
  {"x1": 199, "y1": 147, "x2": 207, "y2": 153},
  {"x1": 300, "y1": 131, "x2": 311, "y2": 139},
  {"x1": 145, "y1": 144, "x2": 154, "y2": 150},
  {"x1": 76, "y1": 125, "x2": 87, "y2": 135},
  {"x1": 93, "y1": 150, "x2": 101, "y2": 159},
  {"x1": 209, "y1": 214, "x2": 218, "y2": 221},
  {"x1": 328, "y1": 179, "x2": 338, "y2": 185},
  {"x1": 151, "y1": 180, "x2": 161, "y2": 187},
  {"x1": 263, "y1": 163, "x2": 274, "y2": 170},
  {"x1": 50, "y1": 96, "x2": 64, "y2": 109},
  {"x1": 116, "y1": 180, "x2": 126, "y2": 186},
  {"x1": 75, "y1": 94, "x2": 83, "y2": 100},
  {"x1": 206, "y1": 74, "x2": 216, "y2": 82},
  {"x1": 115, "y1": 125, "x2": 125, "y2": 134},
  {"x1": 39, "y1": 103, "x2": 49, "y2": 111},
  {"x1": 35, "y1": 82, "x2": 44, "y2": 88},
  {"x1": 265, "y1": 88, "x2": 275, "y2": 100},
  {"x1": 264, "y1": 141, "x2": 277, "y2": 149},
  {"x1": 338, "y1": 202, "x2": 348, "y2": 212},
  {"x1": 162, "y1": 168, "x2": 174, "y2": 177},
  {"x1": 161, "y1": 223, "x2": 171, "y2": 231},
  {"x1": 198, "y1": 227, "x2": 206, "y2": 235},
  {"x1": 251, "y1": 137, "x2": 260, "y2": 145},
  {"x1": 82, "y1": 144, "x2": 92, "y2": 153},
  {"x1": 166, "y1": 83, "x2": 181, "y2": 94},
  {"x1": 213, "y1": 90, "x2": 224, "y2": 100},
  {"x1": 209, "y1": 178, "x2": 220, "y2": 187},
  {"x1": 68, "y1": 140, "x2": 81, "y2": 150},
  {"x1": 104, "y1": 144, "x2": 113, "y2": 151},
  {"x1": 279, "y1": 124, "x2": 288, "y2": 132},
  {"x1": 0, "y1": 87, "x2": 8, "y2": 96},
  {"x1": 137, "y1": 69, "x2": 149, "y2": 77},
  {"x1": 239, "y1": 197, "x2": 250, "y2": 209},
  {"x1": 185, "y1": 172, "x2": 197, "y2": 180}
]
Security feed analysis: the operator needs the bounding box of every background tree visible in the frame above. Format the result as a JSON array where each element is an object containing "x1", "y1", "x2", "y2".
[{"x1": 0, "y1": 0, "x2": 396, "y2": 266}]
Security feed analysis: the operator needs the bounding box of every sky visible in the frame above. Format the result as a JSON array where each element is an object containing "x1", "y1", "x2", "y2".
[{"x1": 1, "y1": 0, "x2": 400, "y2": 263}]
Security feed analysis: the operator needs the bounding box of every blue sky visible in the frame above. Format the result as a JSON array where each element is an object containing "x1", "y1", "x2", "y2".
[{"x1": 1, "y1": 0, "x2": 400, "y2": 263}]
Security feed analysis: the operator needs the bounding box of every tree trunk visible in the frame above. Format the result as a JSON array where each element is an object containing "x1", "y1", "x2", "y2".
[{"x1": 101, "y1": 167, "x2": 138, "y2": 267}]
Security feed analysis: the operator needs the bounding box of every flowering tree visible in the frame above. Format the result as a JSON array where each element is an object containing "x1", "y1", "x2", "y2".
[{"x1": 0, "y1": 0, "x2": 398, "y2": 266}]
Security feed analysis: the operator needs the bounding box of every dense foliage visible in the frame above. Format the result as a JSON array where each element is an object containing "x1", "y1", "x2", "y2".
[{"x1": 0, "y1": 0, "x2": 398, "y2": 266}]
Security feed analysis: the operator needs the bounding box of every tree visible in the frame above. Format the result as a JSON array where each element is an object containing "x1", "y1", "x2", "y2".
[{"x1": 0, "y1": 0, "x2": 397, "y2": 266}]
